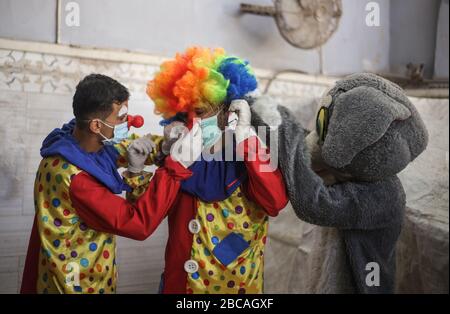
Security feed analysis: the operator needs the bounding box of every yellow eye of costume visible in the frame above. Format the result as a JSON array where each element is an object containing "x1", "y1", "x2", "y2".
[{"x1": 316, "y1": 106, "x2": 329, "y2": 143}]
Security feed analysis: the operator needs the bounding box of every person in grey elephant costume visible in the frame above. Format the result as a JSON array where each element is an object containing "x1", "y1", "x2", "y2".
[{"x1": 250, "y1": 73, "x2": 429, "y2": 293}]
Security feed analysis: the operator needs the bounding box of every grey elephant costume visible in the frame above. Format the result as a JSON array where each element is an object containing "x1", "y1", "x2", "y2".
[{"x1": 250, "y1": 73, "x2": 428, "y2": 293}]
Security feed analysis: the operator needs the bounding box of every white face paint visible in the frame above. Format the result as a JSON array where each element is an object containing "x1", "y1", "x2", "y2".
[{"x1": 118, "y1": 105, "x2": 128, "y2": 117}]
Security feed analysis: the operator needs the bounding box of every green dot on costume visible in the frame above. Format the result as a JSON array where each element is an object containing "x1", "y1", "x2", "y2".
[{"x1": 55, "y1": 174, "x2": 63, "y2": 184}]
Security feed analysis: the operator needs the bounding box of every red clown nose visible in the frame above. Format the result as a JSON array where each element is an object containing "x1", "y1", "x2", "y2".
[{"x1": 127, "y1": 115, "x2": 144, "y2": 129}]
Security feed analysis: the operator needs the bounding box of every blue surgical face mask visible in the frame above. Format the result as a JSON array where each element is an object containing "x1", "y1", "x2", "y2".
[
  {"x1": 99, "y1": 120, "x2": 129, "y2": 145},
  {"x1": 199, "y1": 113, "x2": 222, "y2": 149}
]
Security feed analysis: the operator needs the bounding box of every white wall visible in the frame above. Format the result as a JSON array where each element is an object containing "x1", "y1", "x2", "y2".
[
  {"x1": 434, "y1": 0, "x2": 449, "y2": 78},
  {"x1": 0, "y1": 0, "x2": 397, "y2": 75},
  {"x1": 390, "y1": 0, "x2": 441, "y2": 78}
]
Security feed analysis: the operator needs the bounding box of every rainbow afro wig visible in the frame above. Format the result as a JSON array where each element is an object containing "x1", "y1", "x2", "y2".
[{"x1": 147, "y1": 46, "x2": 258, "y2": 124}]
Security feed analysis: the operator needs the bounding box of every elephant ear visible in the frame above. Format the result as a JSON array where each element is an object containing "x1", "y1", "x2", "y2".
[{"x1": 322, "y1": 86, "x2": 411, "y2": 168}]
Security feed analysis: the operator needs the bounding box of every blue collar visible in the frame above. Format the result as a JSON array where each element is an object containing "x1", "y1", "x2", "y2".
[
  {"x1": 40, "y1": 119, "x2": 131, "y2": 194},
  {"x1": 181, "y1": 139, "x2": 247, "y2": 203}
]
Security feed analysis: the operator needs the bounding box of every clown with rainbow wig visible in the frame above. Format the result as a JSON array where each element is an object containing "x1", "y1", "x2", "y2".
[{"x1": 147, "y1": 46, "x2": 288, "y2": 294}]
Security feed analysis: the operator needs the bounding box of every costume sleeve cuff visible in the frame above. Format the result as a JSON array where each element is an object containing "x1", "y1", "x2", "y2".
[{"x1": 164, "y1": 156, "x2": 193, "y2": 180}]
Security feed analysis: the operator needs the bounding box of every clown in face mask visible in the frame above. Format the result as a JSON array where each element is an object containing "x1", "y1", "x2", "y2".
[{"x1": 90, "y1": 102, "x2": 130, "y2": 145}]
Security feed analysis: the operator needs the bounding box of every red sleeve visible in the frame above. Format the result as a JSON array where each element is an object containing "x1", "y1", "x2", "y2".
[
  {"x1": 238, "y1": 136, "x2": 289, "y2": 217},
  {"x1": 69, "y1": 157, "x2": 192, "y2": 240},
  {"x1": 20, "y1": 215, "x2": 40, "y2": 294}
]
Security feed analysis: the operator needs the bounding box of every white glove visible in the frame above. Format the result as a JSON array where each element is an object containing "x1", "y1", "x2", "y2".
[
  {"x1": 229, "y1": 99, "x2": 256, "y2": 143},
  {"x1": 162, "y1": 121, "x2": 187, "y2": 155},
  {"x1": 170, "y1": 123, "x2": 203, "y2": 169},
  {"x1": 127, "y1": 134, "x2": 156, "y2": 173}
]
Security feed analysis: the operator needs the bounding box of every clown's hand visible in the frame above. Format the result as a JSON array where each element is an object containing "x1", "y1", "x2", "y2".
[
  {"x1": 170, "y1": 123, "x2": 203, "y2": 169},
  {"x1": 229, "y1": 99, "x2": 256, "y2": 144},
  {"x1": 127, "y1": 134, "x2": 156, "y2": 174},
  {"x1": 162, "y1": 121, "x2": 187, "y2": 155}
]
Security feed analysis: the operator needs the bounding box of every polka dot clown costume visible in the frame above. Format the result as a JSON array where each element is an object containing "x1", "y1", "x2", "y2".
[
  {"x1": 148, "y1": 47, "x2": 288, "y2": 294},
  {"x1": 21, "y1": 121, "x2": 192, "y2": 294}
]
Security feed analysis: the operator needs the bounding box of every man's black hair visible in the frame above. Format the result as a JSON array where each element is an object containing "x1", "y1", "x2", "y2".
[{"x1": 73, "y1": 74, "x2": 129, "y2": 129}]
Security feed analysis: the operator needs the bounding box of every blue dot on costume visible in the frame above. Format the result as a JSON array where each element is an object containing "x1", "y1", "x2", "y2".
[
  {"x1": 106, "y1": 237, "x2": 113, "y2": 244},
  {"x1": 191, "y1": 272, "x2": 200, "y2": 280},
  {"x1": 52, "y1": 198, "x2": 61, "y2": 207},
  {"x1": 46, "y1": 173, "x2": 51, "y2": 182},
  {"x1": 53, "y1": 239, "x2": 60, "y2": 248},
  {"x1": 204, "y1": 248, "x2": 211, "y2": 256},
  {"x1": 62, "y1": 163, "x2": 69, "y2": 169},
  {"x1": 222, "y1": 209, "x2": 229, "y2": 218},
  {"x1": 74, "y1": 286, "x2": 82, "y2": 292},
  {"x1": 240, "y1": 266, "x2": 246, "y2": 275},
  {"x1": 89, "y1": 242, "x2": 97, "y2": 251},
  {"x1": 42, "y1": 216, "x2": 48, "y2": 222},
  {"x1": 211, "y1": 236, "x2": 219, "y2": 245},
  {"x1": 70, "y1": 217, "x2": 79, "y2": 224},
  {"x1": 80, "y1": 258, "x2": 89, "y2": 268}
]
